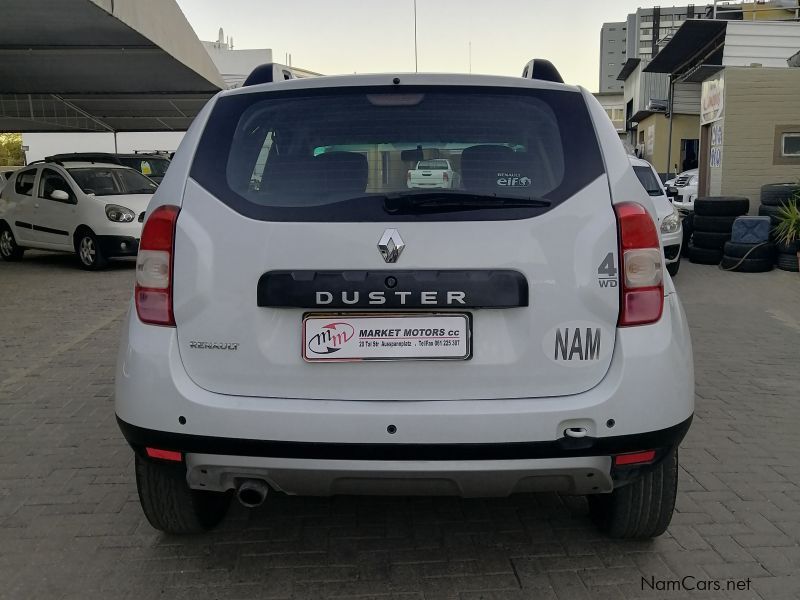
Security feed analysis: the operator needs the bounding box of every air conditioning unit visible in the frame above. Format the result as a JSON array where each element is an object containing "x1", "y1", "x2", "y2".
[{"x1": 646, "y1": 99, "x2": 669, "y2": 112}]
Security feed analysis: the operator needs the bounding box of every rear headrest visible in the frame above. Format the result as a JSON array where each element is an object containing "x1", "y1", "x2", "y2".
[
  {"x1": 261, "y1": 151, "x2": 368, "y2": 196},
  {"x1": 461, "y1": 145, "x2": 532, "y2": 193},
  {"x1": 310, "y1": 152, "x2": 368, "y2": 194}
]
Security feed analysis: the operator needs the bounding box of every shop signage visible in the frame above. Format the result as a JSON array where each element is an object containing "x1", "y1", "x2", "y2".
[
  {"x1": 701, "y1": 75, "x2": 725, "y2": 125},
  {"x1": 710, "y1": 123, "x2": 723, "y2": 169},
  {"x1": 710, "y1": 146, "x2": 722, "y2": 168}
]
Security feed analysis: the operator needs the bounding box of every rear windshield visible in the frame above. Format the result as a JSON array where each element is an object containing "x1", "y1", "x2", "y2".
[
  {"x1": 416, "y1": 160, "x2": 450, "y2": 170},
  {"x1": 68, "y1": 168, "x2": 158, "y2": 196},
  {"x1": 191, "y1": 86, "x2": 605, "y2": 222},
  {"x1": 633, "y1": 165, "x2": 664, "y2": 197}
]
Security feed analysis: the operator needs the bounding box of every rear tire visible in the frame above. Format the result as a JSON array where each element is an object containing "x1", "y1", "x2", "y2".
[
  {"x1": 75, "y1": 229, "x2": 108, "y2": 270},
  {"x1": 0, "y1": 225, "x2": 25, "y2": 261},
  {"x1": 588, "y1": 448, "x2": 678, "y2": 539},
  {"x1": 135, "y1": 455, "x2": 232, "y2": 534}
]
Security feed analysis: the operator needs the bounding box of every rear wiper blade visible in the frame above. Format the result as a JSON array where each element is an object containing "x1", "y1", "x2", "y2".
[{"x1": 381, "y1": 192, "x2": 551, "y2": 214}]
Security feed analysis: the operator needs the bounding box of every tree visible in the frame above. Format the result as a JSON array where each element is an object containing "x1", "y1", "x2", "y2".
[{"x1": 0, "y1": 133, "x2": 24, "y2": 166}]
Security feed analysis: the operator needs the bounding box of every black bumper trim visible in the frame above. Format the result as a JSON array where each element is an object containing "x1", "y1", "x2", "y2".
[
  {"x1": 97, "y1": 235, "x2": 139, "y2": 257},
  {"x1": 117, "y1": 415, "x2": 692, "y2": 462}
]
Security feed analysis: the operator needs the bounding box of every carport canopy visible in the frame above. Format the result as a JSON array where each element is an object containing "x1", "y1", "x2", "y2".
[{"x1": 0, "y1": 0, "x2": 225, "y2": 132}]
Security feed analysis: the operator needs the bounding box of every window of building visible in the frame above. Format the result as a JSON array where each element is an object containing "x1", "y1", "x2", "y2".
[{"x1": 782, "y1": 133, "x2": 800, "y2": 157}]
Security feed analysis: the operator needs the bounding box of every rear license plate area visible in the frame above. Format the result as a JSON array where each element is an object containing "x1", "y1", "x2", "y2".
[{"x1": 303, "y1": 313, "x2": 471, "y2": 362}]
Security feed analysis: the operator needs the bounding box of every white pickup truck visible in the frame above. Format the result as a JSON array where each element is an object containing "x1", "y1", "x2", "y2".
[{"x1": 406, "y1": 159, "x2": 460, "y2": 189}]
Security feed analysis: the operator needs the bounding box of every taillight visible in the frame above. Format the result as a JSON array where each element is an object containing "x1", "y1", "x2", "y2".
[
  {"x1": 135, "y1": 205, "x2": 180, "y2": 326},
  {"x1": 406, "y1": 171, "x2": 411, "y2": 181},
  {"x1": 615, "y1": 202, "x2": 663, "y2": 327},
  {"x1": 443, "y1": 172, "x2": 449, "y2": 182}
]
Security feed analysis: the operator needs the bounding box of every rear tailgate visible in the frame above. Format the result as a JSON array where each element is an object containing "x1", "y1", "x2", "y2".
[{"x1": 172, "y1": 81, "x2": 619, "y2": 401}]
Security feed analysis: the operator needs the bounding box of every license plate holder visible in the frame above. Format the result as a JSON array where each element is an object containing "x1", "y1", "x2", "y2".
[{"x1": 302, "y1": 313, "x2": 472, "y2": 362}]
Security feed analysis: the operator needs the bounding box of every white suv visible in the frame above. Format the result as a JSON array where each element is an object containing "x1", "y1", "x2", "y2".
[
  {"x1": 116, "y1": 66, "x2": 694, "y2": 538},
  {"x1": 0, "y1": 160, "x2": 156, "y2": 269}
]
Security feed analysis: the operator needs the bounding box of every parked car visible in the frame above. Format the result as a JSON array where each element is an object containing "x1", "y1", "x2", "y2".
[
  {"x1": 115, "y1": 64, "x2": 694, "y2": 539},
  {"x1": 630, "y1": 156, "x2": 683, "y2": 276},
  {"x1": 667, "y1": 168, "x2": 698, "y2": 211},
  {"x1": 47, "y1": 152, "x2": 170, "y2": 184},
  {"x1": 0, "y1": 166, "x2": 21, "y2": 193},
  {"x1": 407, "y1": 159, "x2": 460, "y2": 189},
  {"x1": 0, "y1": 159, "x2": 156, "y2": 269}
]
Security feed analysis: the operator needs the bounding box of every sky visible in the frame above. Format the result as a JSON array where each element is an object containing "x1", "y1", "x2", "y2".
[{"x1": 175, "y1": 0, "x2": 682, "y2": 92}]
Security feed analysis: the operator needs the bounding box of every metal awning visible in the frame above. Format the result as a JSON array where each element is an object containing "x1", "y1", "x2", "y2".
[
  {"x1": 617, "y1": 58, "x2": 642, "y2": 81},
  {"x1": 644, "y1": 20, "x2": 728, "y2": 75},
  {"x1": 0, "y1": 0, "x2": 224, "y2": 132}
]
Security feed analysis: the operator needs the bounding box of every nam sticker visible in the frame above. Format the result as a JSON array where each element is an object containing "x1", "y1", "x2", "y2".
[{"x1": 543, "y1": 321, "x2": 610, "y2": 367}]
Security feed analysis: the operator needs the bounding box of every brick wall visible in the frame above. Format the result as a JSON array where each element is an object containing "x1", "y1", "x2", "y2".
[{"x1": 720, "y1": 67, "x2": 800, "y2": 208}]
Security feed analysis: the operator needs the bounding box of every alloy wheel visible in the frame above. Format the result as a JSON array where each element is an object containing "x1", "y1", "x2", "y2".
[
  {"x1": 79, "y1": 236, "x2": 96, "y2": 266},
  {"x1": 0, "y1": 230, "x2": 13, "y2": 257}
]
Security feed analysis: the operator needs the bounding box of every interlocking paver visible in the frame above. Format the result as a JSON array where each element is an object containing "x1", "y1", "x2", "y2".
[{"x1": 1, "y1": 252, "x2": 799, "y2": 599}]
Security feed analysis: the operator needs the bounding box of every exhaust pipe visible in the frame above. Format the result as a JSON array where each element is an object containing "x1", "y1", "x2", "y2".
[{"x1": 236, "y1": 479, "x2": 269, "y2": 508}]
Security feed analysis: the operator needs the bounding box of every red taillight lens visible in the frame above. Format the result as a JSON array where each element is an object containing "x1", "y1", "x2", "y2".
[
  {"x1": 135, "y1": 205, "x2": 180, "y2": 326},
  {"x1": 145, "y1": 447, "x2": 182, "y2": 462},
  {"x1": 614, "y1": 449, "x2": 657, "y2": 466},
  {"x1": 443, "y1": 172, "x2": 449, "y2": 182},
  {"x1": 615, "y1": 202, "x2": 663, "y2": 327}
]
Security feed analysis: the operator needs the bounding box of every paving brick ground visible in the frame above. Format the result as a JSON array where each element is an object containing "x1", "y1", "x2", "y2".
[{"x1": 1, "y1": 252, "x2": 799, "y2": 599}]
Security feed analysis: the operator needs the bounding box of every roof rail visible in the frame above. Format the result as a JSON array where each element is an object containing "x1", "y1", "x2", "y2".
[{"x1": 521, "y1": 59, "x2": 564, "y2": 84}]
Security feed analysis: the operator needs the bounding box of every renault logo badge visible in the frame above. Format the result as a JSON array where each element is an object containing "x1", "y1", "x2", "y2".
[{"x1": 378, "y1": 229, "x2": 405, "y2": 263}]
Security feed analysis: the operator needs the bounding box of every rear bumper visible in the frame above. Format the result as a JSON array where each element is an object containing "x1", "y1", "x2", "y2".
[
  {"x1": 118, "y1": 415, "x2": 690, "y2": 496},
  {"x1": 115, "y1": 292, "x2": 694, "y2": 495}
]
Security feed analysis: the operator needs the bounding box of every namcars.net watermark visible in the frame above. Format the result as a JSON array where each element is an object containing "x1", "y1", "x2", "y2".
[{"x1": 643, "y1": 576, "x2": 752, "y2": 593}]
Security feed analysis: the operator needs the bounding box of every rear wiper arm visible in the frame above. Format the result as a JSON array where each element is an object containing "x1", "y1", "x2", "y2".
[{"x1": 382, "y1": 192, "x2": 551, "y2": 214}]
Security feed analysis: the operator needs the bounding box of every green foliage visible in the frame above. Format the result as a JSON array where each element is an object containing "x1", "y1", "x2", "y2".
[
  {"x1": 0, "y1": 133, "x2": 24, "y2": 167},
  {"x1": 773, "y1": 196, "x2": 800, "y2": 248}
]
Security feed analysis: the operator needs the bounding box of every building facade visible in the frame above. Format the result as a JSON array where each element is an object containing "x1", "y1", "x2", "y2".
[
  {"x1": 645, "y1": 19, "x2": 800, "y2": 207},
  {"x1": 599, "y1": 22, "x2": 627, "y2": 92}
]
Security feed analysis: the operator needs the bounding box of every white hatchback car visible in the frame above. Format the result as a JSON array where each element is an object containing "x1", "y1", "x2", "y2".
[
  {"x1": 116, "y1": 64, "x2": 694, "y2": 538},
  {"x1": 0, "y1": 160, "x2": 155, "y2": 269},
  {"x1": 629, "y1": 157, "x2": 683, "y2": 276}
]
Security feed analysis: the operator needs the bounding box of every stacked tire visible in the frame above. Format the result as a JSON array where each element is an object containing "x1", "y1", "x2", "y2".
[
  {"x1": 720, "y1": 240, "x2": 775, "y2": 273},
  {"x1": 759, "y1": 183, "x2": 800, "y2": 272},
  {"x1": 775, "y1": 239, "x2": 799, "y2": 272},
  {"x1": 687, "y1": 197, "x2": 750, "y2": 265},
  {"x1": 758, "y1": 183, "x2": 800, "y2": 228}
]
